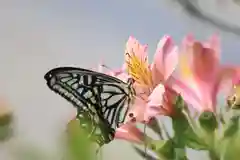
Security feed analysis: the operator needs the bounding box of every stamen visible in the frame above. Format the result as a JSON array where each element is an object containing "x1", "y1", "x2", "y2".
[
  {"x1": 125, "y1": 52, "x2": 153, "y2": 87},
  {"x1": 131, "y1": 117, "x2": 136, "y2": 123},
  {"x1": 128, "y1": 113, "x2": 134, "y2": 117}
]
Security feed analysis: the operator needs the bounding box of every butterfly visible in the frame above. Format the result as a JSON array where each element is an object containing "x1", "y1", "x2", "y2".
[{"x1": 44, "y1": 67, "x2": 136, "y2": 147}]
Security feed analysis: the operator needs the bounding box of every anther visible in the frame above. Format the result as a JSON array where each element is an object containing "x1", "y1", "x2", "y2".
[{"x1": 129, "y1": 113, "x2": 134, "y2": 117}]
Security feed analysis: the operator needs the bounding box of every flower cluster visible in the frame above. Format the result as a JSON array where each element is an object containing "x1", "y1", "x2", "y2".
[
  {"x1": 68, "y1": 34, "x2": 240, "y2": 159},
  {"x1": 99, "y1": 34, "x2": 240, "y2": 159}
]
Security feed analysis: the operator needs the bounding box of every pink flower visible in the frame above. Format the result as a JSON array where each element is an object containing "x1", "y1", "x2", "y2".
[
  {"x1": 124, "y1": 35, "x2": 179, "y2": 121},
  {"x1": 115, "y1": 123, "x2": 145, "y2": 144},
  {"x1": 125, "y1": 35, "x2": 178, "y2": 88},
  {"x1": 151, "y1": 35, "x2": 179, "y2": 86},
  {"x1": 171, "y1": 34, "x2": 239, "y2": 112}
]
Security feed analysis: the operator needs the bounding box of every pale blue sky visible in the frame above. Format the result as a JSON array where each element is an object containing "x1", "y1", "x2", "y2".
[{"x1": 0, "y1": 1, "x2": 239, "y2": 160}]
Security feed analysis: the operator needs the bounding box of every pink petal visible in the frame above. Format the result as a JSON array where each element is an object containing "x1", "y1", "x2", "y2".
[
  {"x1": 144, "y1": 84, "x2": 166, "y2": 120},
  {"x1": 168, "y1": 76, "x2": 203, "y2": 111},
  {"x1": 191, "y1": 42, "x2": 219, "y2": 82},
  {"x1": 115, "y1": 124, "x2": 145, "y2": 143},
  {"x1": 151, "y1": 35, "x2": 178, "y2": 85},
  {"x1": 177, "y1": 35, "x2": 222, "y2": 112},
  {"x1": 125, "y1": 36, "x2": 148, "y2": 61},
  {"x1": 148, "y1": 83, "x2": 165, "y2": 107},
  {"x1": 125, "y1": 97, "x2": 147, "y2": 123},
  {"x1": 181, "y1": 34, "x2": 195, "y2": 49},
  {"x1": 163, "y1": 46, "x2": 178, "y2": 80},
  {"x1": 206, "y1": 34, "x2": 220, "y2": 59},
  {"x1": 212, "y1": 66, "x2": 240, "y2": 105},
  {"x1": 145, "y1": 106, "x2": 166, "y2": 119}
]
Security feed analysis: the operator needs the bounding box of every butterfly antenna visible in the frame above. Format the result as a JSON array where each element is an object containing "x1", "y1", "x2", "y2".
[
  {"x1": 101, "y1": 64, "x2": 124, "y2": 76},
  {"x1": 100, "y1": 64, "x2": 112, "y2": 71}
]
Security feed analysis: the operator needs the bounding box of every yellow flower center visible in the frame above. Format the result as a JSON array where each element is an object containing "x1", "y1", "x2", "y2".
[
  {"x1": 125, "y1": 52, "x2": 153, "y2": 87},
  {"x1": 179, "y1": 54, "x2": 192, "y2": 79}
]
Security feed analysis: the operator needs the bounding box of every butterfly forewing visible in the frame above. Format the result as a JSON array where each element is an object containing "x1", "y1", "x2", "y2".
[{"x1": 44, "y1": 67, "x2": 135, "y2": 146}]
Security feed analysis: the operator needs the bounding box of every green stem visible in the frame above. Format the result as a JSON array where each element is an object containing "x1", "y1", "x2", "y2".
[{"x1": 174, "y1": 138, "x2": 188, "y2": 160}]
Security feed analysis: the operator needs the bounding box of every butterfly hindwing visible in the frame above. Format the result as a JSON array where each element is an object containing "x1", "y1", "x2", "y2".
[{"x1": 72, "y1": 110, "x2": 114, "y2": 147}]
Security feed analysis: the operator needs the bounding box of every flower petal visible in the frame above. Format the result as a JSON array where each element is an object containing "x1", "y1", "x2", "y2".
[
  {"x1": 177, "y1": 35, "x2": 222, "y2": 112},
  {"x1": 148, "y1": 83, "x2": 165, "y2": 107},
  {"x1": 191, "y1": 42, "x2": 219, "y2": 82},
  {"x1": 115, "y1": 124, "x2": 145, "y2": 144},
  {"x1": 205, "y1": 34, "x2": 220, "y2": 59},
  {"x1": 125, "y1": 36, "x2": 148, "y2": 61},
  {"x1": 169, "y1": 77, "x2": 203, "y2": 111},
  {"x1": 147, "y1": 84, "x2": 181, "y2": 117},
  {"x1": 125, "y1": 36, "x2": 152, "y2": 87},
  {"x1": 213, "y1": 66, "x2": 240, "y2": 104},
  {"x1": 125, "y1": 97, "x2": 147, "y2": 123},
  {"x1": 151, "y1": 35, "x2": 178, "y2": 85}
]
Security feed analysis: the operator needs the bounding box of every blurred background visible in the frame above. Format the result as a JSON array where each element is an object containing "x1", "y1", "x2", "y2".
[{"x1": 0, "y1": 0, "x2": 240, "y2": 160}]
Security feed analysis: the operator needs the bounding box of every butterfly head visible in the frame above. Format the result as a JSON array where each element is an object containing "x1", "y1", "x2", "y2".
[{"x1": 44, "y1": 70, "x2": 53, "y2": 81}]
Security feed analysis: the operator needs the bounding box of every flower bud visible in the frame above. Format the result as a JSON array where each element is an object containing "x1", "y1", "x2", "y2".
[{"x1": 198, "y1": 111, "x2": 217, "y2": 133}]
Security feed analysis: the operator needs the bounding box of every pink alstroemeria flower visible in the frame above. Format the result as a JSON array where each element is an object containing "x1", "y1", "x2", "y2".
[
  {"x1": 172, "y1": 34, "x2": 239, "y2": 112},
  {"x1": 124, "y1": 35, "x2": 179, "y2": 121}
]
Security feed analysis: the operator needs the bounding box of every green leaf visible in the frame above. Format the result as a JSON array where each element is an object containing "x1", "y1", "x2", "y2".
[
  {"x1": 223, "y1": 115, "x2": 239, "y2": 138},
  {"x1": 152, "y1": 139, "x2": 175, "y2": 160},
  {"x1": 147, "y1": 117, "x2": 163, "y2": 139},
  {"x1": 174, "y1": 148, "x2": 188, "y2": 160},
  {"x1": 172, "y1": 116, "x2": 208, "y2": 151},
  {"x1": 198, "y1": 111, "x2": 217, "y2": 133},
  {"x1": 172, "y1": 114, "x2": 189, "y2": 146},
  {"x1": 183, "y1": 127, "x2": 208, "y2": 150},
  {"x1": 174, "y1": 95, "x2": 186, "y2": 113},
  {"x1": 172, "y1": 95, "x2": 208, "y2": 151},
  {"x1": 171, "y1": 96, "x2": 189, "y2": 159},
  {"x1": 220, "y1": 134, "x2": 240, "y2": 160},
  {"x1": 132, "y1": 146, "x2": 158, "y2": 160},
  {"x1": 0, "y1": 125, "x2": 13, "y2": 141},
  {"x1": 66, "y1": 119, "x2": 94, "y2": 160},
  {"x1": 0, "y1": 112, "x2": 13, "y2": 142}
]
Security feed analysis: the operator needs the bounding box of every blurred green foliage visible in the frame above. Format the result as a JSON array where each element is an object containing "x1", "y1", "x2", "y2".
[{"x1": 65, "y1": 118, "x2": 96, "y2": 160}]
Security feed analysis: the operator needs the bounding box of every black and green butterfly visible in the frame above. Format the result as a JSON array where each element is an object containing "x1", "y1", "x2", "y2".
[{"x1": 44, "y1": 67, "x2": 136, "y2": 147}]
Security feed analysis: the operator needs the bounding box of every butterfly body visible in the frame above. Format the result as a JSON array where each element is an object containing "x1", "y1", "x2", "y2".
[{"x1": 44, "y1": 67, "x2": 135, "y2": 147}]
